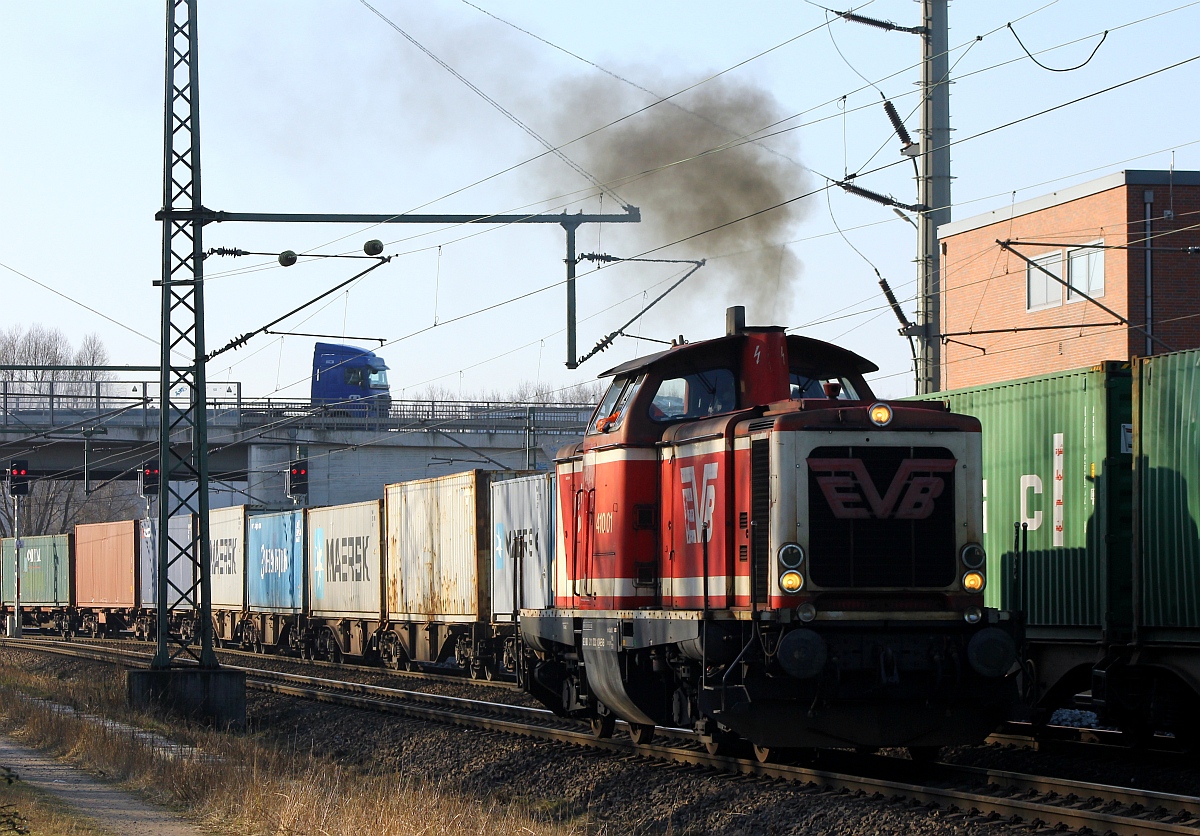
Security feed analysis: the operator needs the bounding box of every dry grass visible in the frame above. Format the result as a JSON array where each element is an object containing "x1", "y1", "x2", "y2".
[
  {"x1": 0, "y1": 662, "x2": 589, "y2": 836},
  {"x1": 0, "y1": 776, "x2": 114, "y2": 836}
]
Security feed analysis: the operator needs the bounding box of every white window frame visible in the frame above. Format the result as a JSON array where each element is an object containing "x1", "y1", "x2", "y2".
[
  {"x1": 1026, "y1": 251, "x2": 1063, "y2": 312},
  {"x1": 1066, "y1": 242, "x2": 1105, "y2": 303}
]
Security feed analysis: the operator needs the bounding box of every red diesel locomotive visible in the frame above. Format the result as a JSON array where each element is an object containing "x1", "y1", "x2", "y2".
[{"x1": 521, "y1": 307, "x2": 1021, "y2": 757}]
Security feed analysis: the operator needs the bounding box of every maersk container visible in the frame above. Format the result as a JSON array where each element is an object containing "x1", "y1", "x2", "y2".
[
  {"x1": 209, "y1": 506, "x2": 246, "y2": 611},
  {"x1": 1, "y1": 534, "x2": 72, "y2": 607},
  {"x1": 247, "y1": 509, "x2": 304, "y2": 614},
  {"x1": 385, "y1": 471, "x2": 492, "y2": 622},
  {"x1": 74, "y1": 521, "x2": 138, "y2": 608},
  {"x1": 491, "y1": 473, "x2": 555, "y2": 621},
  {"x1": 307, "y1": 501, "x2": 382, "y2": 619},
  {"x1": 914, "y1": 362, "x2": 1133, "y2": 634},
  {"x1": 1135, "y1": 349, "x2": 1200, "y2": 635},
  {"x1": 138, "y1": 515, "x2": 196, "y2": 611}
]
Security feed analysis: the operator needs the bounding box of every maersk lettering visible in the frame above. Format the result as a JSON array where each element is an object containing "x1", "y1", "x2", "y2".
[
  {"x1": 211, "y1": 537, "x2": 239, "y2": 575},
  {"x1": 324, "y1": 535, "x2": 371, "y2": 582}
]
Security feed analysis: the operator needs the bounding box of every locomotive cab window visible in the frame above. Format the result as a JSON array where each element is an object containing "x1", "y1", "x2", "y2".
[
  {"x1": 790, "y1": 372, "x2": 859, "y2": 400},
  {"x1": 649, "y1": 368, "x2": 737, "y2": 422},
  {"x1": 344, "y1": 367, "x2": 365, "y2": 387},
  {"x1": 367, "y1": 367, "x2": 389, "y2": 389},
  {"x1": 589, "y1": 375, "x2": 644, "y2": 434}
]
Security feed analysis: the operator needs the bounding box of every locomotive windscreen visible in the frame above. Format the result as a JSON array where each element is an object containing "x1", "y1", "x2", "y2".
[{"x1": 807, "y1": 446, "x2": 957, "y2": 588}]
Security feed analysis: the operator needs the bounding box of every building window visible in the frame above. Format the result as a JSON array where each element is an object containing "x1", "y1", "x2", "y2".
[
  {"x1": 1027, "y1": 251, "x2": 1062, "y2": 311},
  {"x1": 1067, "y1": 244, "x2": 1104, "y2": 301}
]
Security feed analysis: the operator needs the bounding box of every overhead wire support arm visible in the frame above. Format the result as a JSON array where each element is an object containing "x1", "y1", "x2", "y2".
[
  {"x1": 575, "y1": 256, "x2": 706, "y2": 366},
  {"x1": 997, "y1": 239, "x2": 1176, "y2": 353},
  {"x1": 836, "y1": 178, "x2": 927, "y2": 214},
  {"x1": 206, "y1": 257, "x2": 392, "y2": 361},
  {"x1": 835, "y1": 8, "x2": 928, "y2": 35}
]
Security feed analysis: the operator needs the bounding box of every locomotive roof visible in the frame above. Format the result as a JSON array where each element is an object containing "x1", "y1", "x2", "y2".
[{"x1": 598, "y1": 332, "x2": 878, "y2": 378}]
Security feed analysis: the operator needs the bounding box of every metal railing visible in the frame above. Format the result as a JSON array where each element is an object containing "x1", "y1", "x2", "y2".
[{"x1": 0, "y1": 380, "x2": 591, "y2": 436}]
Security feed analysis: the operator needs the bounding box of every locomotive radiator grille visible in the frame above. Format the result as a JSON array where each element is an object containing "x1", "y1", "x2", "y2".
[
  {"x1": 751, "y1": 439, "x2": 771, "y2": 603},
  {"x1": 807, "y1": 445, "x2": 956, "y2": 588}
]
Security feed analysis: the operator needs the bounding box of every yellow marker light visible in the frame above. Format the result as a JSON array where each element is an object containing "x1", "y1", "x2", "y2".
[
  {"x1": 779, "y1": 571, "x2": 804, "y2": 594},
  {"x1": 868, "y1": 402, "x2": 893, "y2": 427},
  {"x1": 962, "y1": 571, "x2": 986, "y2": 593}
]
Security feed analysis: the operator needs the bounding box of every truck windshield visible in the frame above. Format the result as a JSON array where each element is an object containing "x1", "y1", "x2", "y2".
[{"x1": 369, "y1": 368, "x2": 389, "y2": 389}]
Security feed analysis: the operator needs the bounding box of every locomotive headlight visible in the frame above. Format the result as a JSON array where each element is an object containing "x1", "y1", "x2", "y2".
[
  {"x1": 962, "y1": 571, "x2": 986, "y2": 593},
  {"x1": 797, "y1": 602, "x2": 818, "y2": 622},
  {"x1": 868, "y1": 402, "x2": 893, "y2": 427},
  {"x1": 778, "y1": 543, "x2": 805, "y2": 569},
  {"x1": 964, "y1": 606, "x2": 983, "y2": 624},
  {"x1": 779, "y1": 570, "x2": 804, "y2": 594},
  {"x1": 961, "y1": 543, "x2": 986, "y2": 569}
]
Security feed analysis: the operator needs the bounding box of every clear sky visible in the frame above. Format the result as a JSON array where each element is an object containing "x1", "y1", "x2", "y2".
[{"x1": 2, "y1": 1, "x2": 1197, "y2": 402}]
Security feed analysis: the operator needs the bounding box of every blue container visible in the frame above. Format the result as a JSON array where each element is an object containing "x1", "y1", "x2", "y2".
[{"x1": 246, "y1": 510, "x2": 304, "y2": 614}]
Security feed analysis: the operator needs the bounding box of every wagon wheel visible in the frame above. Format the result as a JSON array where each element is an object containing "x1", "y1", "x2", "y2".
[
  {"x1": 752, "y1": 744, "x2": 776, "y2": 764},
  {"x1": 483, "y1": 662, "x2": 500, "y2": 681},
  {"x1": 629, "y1": 723, "x2": 655, "y2": 746},
  {"x1": 703, "y1": 729, "x2": 739, "y2": 756},
  {"x1": 589, "y1": 714, "x2": 616, "y2": 739},
  {"x1": 469, "y1": 664, "x2": 484, "y2": 681},
  {"x1": 380, "y1": 634, "x2": 403, "y2": 670}
]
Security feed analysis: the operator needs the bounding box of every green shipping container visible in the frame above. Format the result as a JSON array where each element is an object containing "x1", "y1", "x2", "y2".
[
  {"x1": 1135, "y1": 349, "x2": 1200, "y2": 636},
  {"x1": 914, "y1": 362, "x2": 1132, "y2": 636},
  {"x1": 1, "y1": 534, "x2": 73, "y2": 607}
]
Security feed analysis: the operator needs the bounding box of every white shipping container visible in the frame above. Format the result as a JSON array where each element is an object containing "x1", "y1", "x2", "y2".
[
  {"x1": 307, "y1": 501, "x2": 382, "y2": 618},
  {"x1": 385, "y1": 471, "x2": 489, "y2": 622},
  {"x1": 208, "y1": 506, "x2": 246, "y2": 610},
  {"x1": 138, "y1": 515, "x2": 196, "y2": 611},
  {"x1": 491, "y1": 473, "x2": 555, "y2": 621}
]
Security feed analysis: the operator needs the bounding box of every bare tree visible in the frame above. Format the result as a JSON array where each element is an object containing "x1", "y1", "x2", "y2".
[{"x1": 0, "y1": 326, "x2": 140, "y2": 537}]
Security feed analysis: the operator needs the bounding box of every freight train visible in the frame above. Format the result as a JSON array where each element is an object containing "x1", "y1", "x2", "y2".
[
  {"x1": 0, "y1": 307, "x2": 1024, "y2": 757},
  {"x1": 914, "y1": 354, "x2": 1200, "y2": 747}
]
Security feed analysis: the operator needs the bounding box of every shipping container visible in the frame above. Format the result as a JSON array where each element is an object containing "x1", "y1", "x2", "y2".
[
  {"x1": 246, "y1": 509, "x2": 304, "y2": 613},
  {"x1": 209, "y1": 506, "x2": 246, "y2": 611},
  {"x1": 491, "y1": 473, "x2": 555, "y2": 621},
  {"x1": 74, "y1": 521, "x2": 138, "y2": 608},
  {"x1": 1135, "y1": 349, "x2": 1200, "y2": 636},
  {"x1": 1, "y1": 534, "x2": 72, "y2": 607},
  {"x1": 914, "y1": 362, "x2": 1133, "y2": 635},
  {"x1": 385, "y1": 471, "x2": 491, "y2": 622},
  {"x1": 138, "y1": 515, "x2": 196, "y2": 610},
  {"x1": 307, "y1": 501, "x2": 382, "y2": 618}
]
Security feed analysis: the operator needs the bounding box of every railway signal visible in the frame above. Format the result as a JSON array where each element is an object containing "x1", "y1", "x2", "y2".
[
  {"x1": 287, "y1": 459, "x2": 309, "y2": 499},
  {"x1": 7, "y1": 460, "x2": 29, "y2": 496},
  {"x1": 139, "y1": 460, "x2": 160, "y2": 497}
]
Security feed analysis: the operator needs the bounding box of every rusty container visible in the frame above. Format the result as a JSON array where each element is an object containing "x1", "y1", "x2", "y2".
[
  {"x1": 74, "y1": 521, "x2": 138, "y2": 608},
  {"x1": 385, "y1": 471, "x2": 494, "y2": 622}
]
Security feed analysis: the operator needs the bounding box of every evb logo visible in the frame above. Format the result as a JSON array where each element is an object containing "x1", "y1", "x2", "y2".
[{"x1": 809, "y1": 457, "x2": 955, "y2": 520}]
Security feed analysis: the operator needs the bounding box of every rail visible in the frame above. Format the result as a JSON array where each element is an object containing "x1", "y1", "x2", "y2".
[
  {"x1": 0, "y1": 380, "x2": 592, "y2": 435},
  {"x1": 7, "y1": 637, "x2": 1200, "y2": 836}
]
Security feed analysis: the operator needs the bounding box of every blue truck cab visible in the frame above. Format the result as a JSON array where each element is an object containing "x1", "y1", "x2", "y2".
[{"x1": 310, "y1": 343, "x2": 391, "y2": 412}]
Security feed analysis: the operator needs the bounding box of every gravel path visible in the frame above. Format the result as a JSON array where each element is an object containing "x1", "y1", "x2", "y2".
[{"x1": 0, "y1": 733, "x2": 208, "y2": 836}]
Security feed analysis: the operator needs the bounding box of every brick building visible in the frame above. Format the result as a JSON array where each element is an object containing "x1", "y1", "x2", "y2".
[{"x1": 936, "y1": 170, "x2": 1200, "y2": 390}]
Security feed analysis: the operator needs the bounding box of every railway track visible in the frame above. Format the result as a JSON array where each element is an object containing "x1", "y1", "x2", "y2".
[
  {"x1": 6, "y1": 636, "x2": 1200, "y2": 835},
  {"x1": 51, "y1": 634, "x2": 518, "y2": 690}
]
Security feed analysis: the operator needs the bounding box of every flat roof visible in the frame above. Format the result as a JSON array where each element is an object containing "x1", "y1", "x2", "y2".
[{"x1": 939, "y1": 169, "x2": 1200, "y2": 239}]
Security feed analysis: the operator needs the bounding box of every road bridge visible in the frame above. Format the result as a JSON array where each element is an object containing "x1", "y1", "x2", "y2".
[{"x1": 0, "y1": 380, "x2": 590, "y2": 507}]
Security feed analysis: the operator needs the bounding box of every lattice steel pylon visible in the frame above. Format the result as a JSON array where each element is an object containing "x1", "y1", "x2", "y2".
[{"x1": 154, "y1": 0, "x2": 216, "y2": 670}]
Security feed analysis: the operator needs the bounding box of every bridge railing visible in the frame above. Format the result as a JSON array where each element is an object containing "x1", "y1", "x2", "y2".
[{"x1": 0, "y1": 380, "x2": 592, "y2": 436}]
